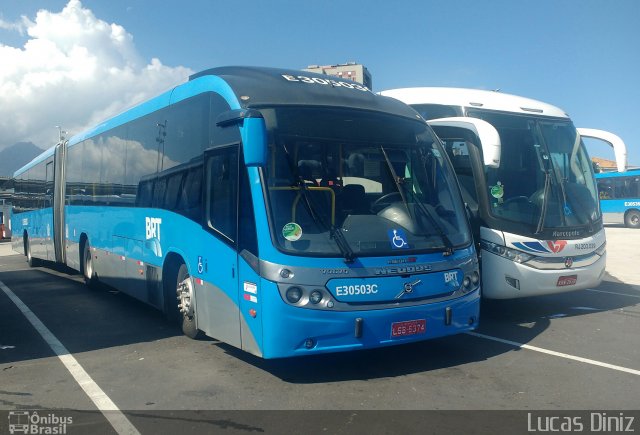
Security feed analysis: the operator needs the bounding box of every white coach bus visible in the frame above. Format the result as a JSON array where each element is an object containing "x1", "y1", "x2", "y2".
[{"x1": 381, "y1": 87, "x2": 607, "y2": 299}]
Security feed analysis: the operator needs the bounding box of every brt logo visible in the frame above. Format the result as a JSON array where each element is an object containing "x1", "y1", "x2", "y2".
[
  {"x1": 444, "y1": 271, "x2": 459, "y2": 286},
  {"x1": 146, "y1": 217, "x2": 162, "y2": 241}
]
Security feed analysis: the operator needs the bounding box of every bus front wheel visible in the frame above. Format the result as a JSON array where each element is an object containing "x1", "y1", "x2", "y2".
[
  {"x1": 625, "y1": 210, "x2": 640, "y2": 229},
  {"x1": 176, "y1": 264, "x2": 202, "y2": 339}
]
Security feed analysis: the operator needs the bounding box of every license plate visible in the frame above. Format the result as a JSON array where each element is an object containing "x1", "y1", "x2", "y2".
[
  {"x1": 557, "y1": 275, "x2": 578, "y2": 287},
  {"x1": 391, "y1": 319, "x2": 426, "y2": 337}
]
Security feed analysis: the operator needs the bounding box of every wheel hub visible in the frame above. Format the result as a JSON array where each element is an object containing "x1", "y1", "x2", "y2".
[
  {"x1": 177, "y1": 278, "x2": 194, "y2": 318},
  {"x1": 84, "y1": 247, "x2": 93, "y2": 279}
]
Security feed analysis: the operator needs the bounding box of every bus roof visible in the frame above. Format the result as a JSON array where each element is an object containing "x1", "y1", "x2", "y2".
[
  {"x1": 191, "y1": 66, "x2": 419, "y2": 118},
  {"x1": 13, "y1": 145, "x2": 56, "y2": 177},
  {"x1": 595, "y1": 168, "x2": 640, "y2": 179},
  {"x1": 380, "y1": 87, "x2": 570, "y2": 119},
  {"x1": 15, "y1": 66, "x2": 421, "y2": 177}
]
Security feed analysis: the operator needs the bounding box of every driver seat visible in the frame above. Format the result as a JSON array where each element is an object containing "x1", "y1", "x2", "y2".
[{"x1": 338, "y1": 184, "x2": 369, "y2": 217}]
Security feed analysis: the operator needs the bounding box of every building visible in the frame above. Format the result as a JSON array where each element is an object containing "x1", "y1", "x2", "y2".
[
  {"x1": 303, "y1": 62, "x2": 373, "y2": 90},
  {"x1": 592, "y1": 157, "x2": 618, "y2": 173}
]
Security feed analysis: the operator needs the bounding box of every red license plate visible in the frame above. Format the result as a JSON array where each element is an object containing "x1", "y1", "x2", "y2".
[
  {"x1": 557, "y1": 275, "x2": 578, "y2": 287},
  {"x1": 391, "y1": 319, "x2": 426, "y2": 337}
]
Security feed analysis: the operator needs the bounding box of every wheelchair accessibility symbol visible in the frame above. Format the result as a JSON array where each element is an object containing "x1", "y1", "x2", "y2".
[{"x1": 388, "y1": 229, "x2": 409, "y2": 249}]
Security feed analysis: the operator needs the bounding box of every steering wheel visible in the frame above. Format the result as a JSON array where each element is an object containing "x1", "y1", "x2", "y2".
[{"x1": 372, "y1": 192, "x2": 402, "y2": 213}]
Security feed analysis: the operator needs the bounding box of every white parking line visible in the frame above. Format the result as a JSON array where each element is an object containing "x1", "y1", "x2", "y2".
[
  {"x1": 0, "y1": 279, "x2": 140, "y2": 435},
  {"x1": 585, "y1": 288, "x2": 640, "y2": 298},
  {"x1": 467, "y1": 331, "x2": 640, "y2": 376}
]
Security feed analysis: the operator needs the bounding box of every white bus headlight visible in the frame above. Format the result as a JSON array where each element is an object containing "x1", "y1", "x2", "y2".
[{"x1": 481, "y1": 240, "x2": 534, "y2": 263}]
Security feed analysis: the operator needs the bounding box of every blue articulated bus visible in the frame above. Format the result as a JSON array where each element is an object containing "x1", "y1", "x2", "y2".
[
  {"x1": 12, "y1": 67, "x2": 480, "y2": 358},
  {"x1": 596, "y1": 169, "x2": 640, "y2": 228}
]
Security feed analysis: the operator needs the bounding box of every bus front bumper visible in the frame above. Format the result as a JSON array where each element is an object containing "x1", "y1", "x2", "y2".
[
  {"x1": 260, "y1": 289, "x2": 480, "y2": 359},
  {"x1": 481, "y1": 250, "x2": 606, "y2": 299}
]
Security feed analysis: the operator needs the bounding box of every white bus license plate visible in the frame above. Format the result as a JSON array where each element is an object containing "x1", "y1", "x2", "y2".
[
  {"x1": 391, "y1": 319, "x2": 426, "y2": 337},
  {"x1": 557, "y1": 275, "x2": 577, "y2": 287}
]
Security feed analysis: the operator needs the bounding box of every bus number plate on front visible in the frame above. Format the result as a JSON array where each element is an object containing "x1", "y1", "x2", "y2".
[
  {"x1": 557, "y1": 275, "x2": 577, "y2": 287},
  {"x1": 391, "y1": 319, "x2": 426, "y2": 337}
]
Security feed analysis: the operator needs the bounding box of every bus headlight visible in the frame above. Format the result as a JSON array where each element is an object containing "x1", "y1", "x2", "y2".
[
  {"x1": 460, "y1": 270, "x2": 480, "y2": 293},
  {"x1": 471, "y1": 271, "x2": 480, "y2": 285},
  {"x1": 309, "y1": 290, "x2": 323, "y2": 304},
  {"x1": 481, "y1": 240, "x2": 534, "y2": 263},
  {"x1": 463, "y1": 276, "x2": 471, "y2": 289},
  {"x1": 286, "y1": 287, "x2": 303, "y2": 304}
]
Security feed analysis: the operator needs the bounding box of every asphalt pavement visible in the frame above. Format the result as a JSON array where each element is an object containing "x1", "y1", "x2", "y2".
[{"x1": 1, "y1": 227, "x2": 639, "y2": 434}]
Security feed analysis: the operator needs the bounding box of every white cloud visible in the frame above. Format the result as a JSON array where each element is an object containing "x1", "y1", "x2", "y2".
[{"x1": 0, "y1": 0, "x2": 193, "y2": 150}]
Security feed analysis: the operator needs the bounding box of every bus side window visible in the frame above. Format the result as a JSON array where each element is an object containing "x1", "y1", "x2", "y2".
[
  {"x1": 163, "y1": 173, "x2": 183, "y2": 210},
  {"x1": 597, "y1": 180, "x2": 611, "y2": 199},
  {"x1": 444, "y1": 140, "x2": 478, "y2": 209},
  {"x1": 137, "y1": 180, "x2": 154, "y2": 207},
  {"x1": 177, "y1": 166, "x2": 202, "y2": 221},
  {"x1": 206, "y1": 146, "x2": 239, "y2": 244},
  {"x1": 152, "y1": 178, "x2": 167, "y2": 208}
]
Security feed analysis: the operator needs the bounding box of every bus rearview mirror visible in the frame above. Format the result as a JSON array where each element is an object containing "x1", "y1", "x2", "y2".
[
  {"x1": 428, "y1": 117, "x2": 501, "y2": 168},
  {"x1": 242, "y1": 117, "x2": 268, "y2": 167},
  {"x1": 216, "y1": 109, "x2": 268, "y2": 167}
]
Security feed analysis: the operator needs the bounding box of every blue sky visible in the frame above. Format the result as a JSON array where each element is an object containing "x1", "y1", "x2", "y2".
[{"x1": 1, "y1": 0, "x2": 638, "y2": 165}]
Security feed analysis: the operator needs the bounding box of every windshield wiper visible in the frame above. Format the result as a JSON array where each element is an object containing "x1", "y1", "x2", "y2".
[
  {"x1": 412, "y1": 197, "x2": 455, "y2": 256},
  {"x1": 380, "y1": 145, "x2": 411, "y2": 212},
  {"x1": 535, "y1": 169, "x2": 551, "y2": 234},
  {"x1": 330, "y1": 226, "x2": 355, "y2": 263},
  {"x1": 298, "y1": 181, "x2": 355, "y2": 263},
  {"x1": 533, "y1": 136, "x2": 553, "y2": 234},
  {"x1": 380, "y1": 146, "x2": 454, "y2": 256},
  {"x1": 281, "y1": 144, "x2": 355, "y2": 263}
]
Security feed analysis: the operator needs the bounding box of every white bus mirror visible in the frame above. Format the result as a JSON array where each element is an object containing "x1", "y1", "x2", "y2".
[
  {"x1": 577, "y1": 128, "x2": 627, "y2": 173},
  {"x1": 428, "y1": 117, "x2": 501, "y2": 168}
]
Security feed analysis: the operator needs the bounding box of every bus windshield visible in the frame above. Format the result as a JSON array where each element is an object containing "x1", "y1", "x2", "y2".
[
  {"x1": 259, "y1": 106, "x2": 471, "y2": 258},
  {"x1": 467, "y1": 109, "x2": 600, "y2": 231}
]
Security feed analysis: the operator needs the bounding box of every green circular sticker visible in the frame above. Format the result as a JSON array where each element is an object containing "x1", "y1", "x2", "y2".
[
  {"x1": 490, "y1": 183, "x2": 504, "y2": 199},
  {"x1": 283, "y1": 222, "x2": 303, "y2": 241}
]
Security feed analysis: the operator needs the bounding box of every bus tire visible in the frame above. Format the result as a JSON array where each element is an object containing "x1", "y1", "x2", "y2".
[
  {"x1": 25, "y1": 235, "x2": 39, "y2": 267},
  {"x1": 176, "y1": 263, "x2": 202, "y2": 339},
  {"x1": 162, "y1": 260, "x2": 181, "y2": 324},
  {"x1": 625, "y1": 210, "x2": 640, "y2": 229},
  {"x1": 82, "y1": 240, "x2": 99, "y2": 288}
]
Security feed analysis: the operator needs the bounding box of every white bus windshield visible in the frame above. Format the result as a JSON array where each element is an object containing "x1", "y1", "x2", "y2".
[
  {"x1": 467, "y1": 109, "x2": 600, "y2": 230},
  {"x1": 259, "y1": 106, "x2": 472, "y2": 258}
]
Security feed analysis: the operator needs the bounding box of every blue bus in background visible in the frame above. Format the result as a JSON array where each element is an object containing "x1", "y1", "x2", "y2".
[
  {"x1": 11, "y1": 67, "x2": 479, "y2": 358},
  {"x1": 596, "y1": 169, "x2": 640, "y2": 228}
]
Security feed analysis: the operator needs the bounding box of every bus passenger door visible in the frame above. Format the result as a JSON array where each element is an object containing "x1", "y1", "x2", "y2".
[
  {"x1": 236, "y1": 165, "x2": 263, "y2": 357},
  {"x1": 199, "y1": 145, "x2": 242, "y2": 348}
]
